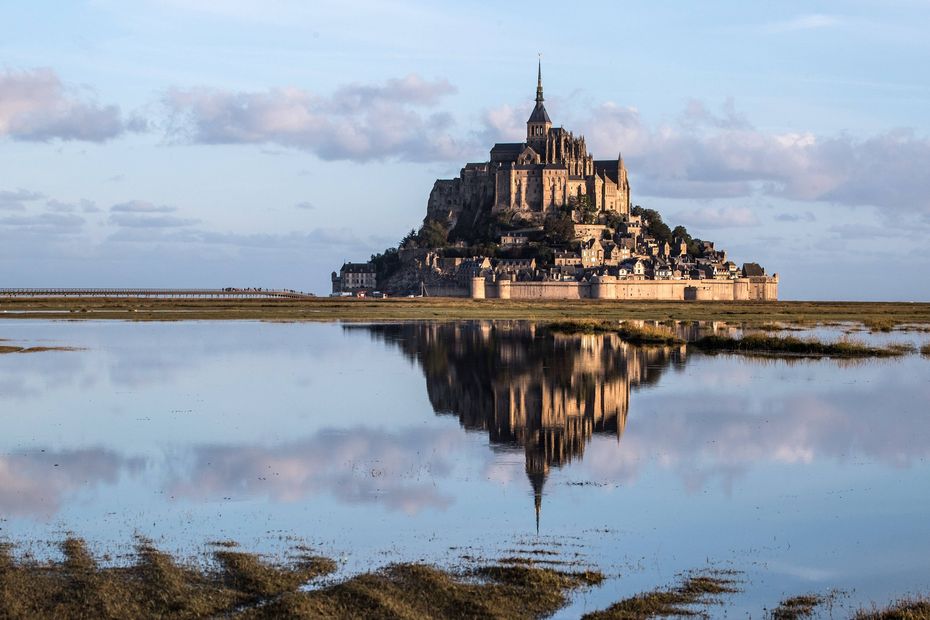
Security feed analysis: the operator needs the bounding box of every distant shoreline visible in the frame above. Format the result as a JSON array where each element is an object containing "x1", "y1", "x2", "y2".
[{"x1": 1, "y1": 297, "x2": 929, "y2": 325}]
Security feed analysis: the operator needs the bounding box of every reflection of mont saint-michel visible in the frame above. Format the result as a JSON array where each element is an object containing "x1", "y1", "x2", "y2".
[
  {"x1": 333, "y1": 63, "x2": 777, "y2": 301},
  {"x1": 358, "y1": 322, "x2": 685, "y2": 529}
]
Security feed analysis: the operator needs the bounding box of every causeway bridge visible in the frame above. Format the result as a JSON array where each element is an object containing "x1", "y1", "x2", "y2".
[{"x1": 0, "y1": 288, "x2": 315, "y2": 299}]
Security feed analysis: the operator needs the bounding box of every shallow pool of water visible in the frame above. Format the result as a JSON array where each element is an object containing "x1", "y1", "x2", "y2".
[{"x1": 1, "y1": 320, "x2": 928, "y2": 616}]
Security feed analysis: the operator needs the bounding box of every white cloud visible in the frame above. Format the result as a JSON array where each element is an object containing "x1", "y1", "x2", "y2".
[
  {"x1": 674, "y1": 206, "x2": 760, "y2": 228},
  {"x1": 165, "y1": 74, "x2": 466, "y2": 162},
  {"x1": 774, "y1": 211, "x2": 816, "y2": 223},
  {"x1": 0, "y1": 68, "x2": 139, "y2": 142},
  {"x1": 543, "y1": 100, "x2": 930, "y2": 214}
]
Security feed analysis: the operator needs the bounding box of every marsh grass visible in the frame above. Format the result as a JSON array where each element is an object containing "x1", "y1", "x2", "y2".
[
  {"x1": 548, "y1": 320, "x2": 683, "y2": 345},
  {"x1": 855, "y1": 596, "x2": 930, "y2": 619},
  {"x1": 582, "y1": 571, "x2": 741, "y2": 619},
  {"x1": 692, "y1": 334, "x2": 906, "y2": 358},
  {"x1": 0, "y1": 345, "x2": 80, "y2": 354},
  {"x1": 921, "y1": 343, "x2": 930, "y2": 357},
  {"x1": 863, "y1": 318, "x2": 896, "y2": 332},
  {"x1": 770, "y1": 594, "x2": 828, "y2": 619},
  {"x1": 887, "y1": 342, "x2": 917, "y2": 354},
  {"x1": 3, "y1": 297, "x2": 930, "y2": 325},
  {"x1": 0, "y1": 538, "x2": 602, "y2": 620}
]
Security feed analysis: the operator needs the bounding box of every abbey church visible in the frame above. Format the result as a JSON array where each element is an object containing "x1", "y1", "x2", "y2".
[{"x1": 427, "y1": 62, "x2": 631, "y2": 229}]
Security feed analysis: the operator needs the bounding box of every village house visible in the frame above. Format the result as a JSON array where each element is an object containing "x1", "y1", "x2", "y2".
[
  {"x1": 499, "y1": 233, "x2": 529, "y2": 248},
  {"x1": 580, "y1": 238, "x2": 605, "y2": 268},
  {"x1": 332, "y1": 263, "x2": 377, "y2": 295},
  {"x1": 494, "y1": 258, "x2": 537, "y2": 275}
]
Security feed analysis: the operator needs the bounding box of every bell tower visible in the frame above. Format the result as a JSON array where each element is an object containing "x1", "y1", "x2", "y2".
[{"x1": 526, "y1": 58, "x2": 552, "y2": 147}]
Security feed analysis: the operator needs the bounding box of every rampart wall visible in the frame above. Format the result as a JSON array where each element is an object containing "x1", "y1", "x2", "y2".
[{"x1": 466, "y1": 276, "x2": 778, "y2": 301}]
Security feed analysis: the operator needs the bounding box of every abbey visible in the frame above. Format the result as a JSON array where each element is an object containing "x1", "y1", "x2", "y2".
[
  {"x1": 427, "y1": 62, "x2": 631, "y2": 229},
  {"x1": 336, "y1": 63, "x2": 777, "y2": 301}
]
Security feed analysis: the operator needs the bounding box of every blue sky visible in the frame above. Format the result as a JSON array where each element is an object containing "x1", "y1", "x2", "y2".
[{"x1": 1, "y1": 0, "x2": 929, "y2": 299}]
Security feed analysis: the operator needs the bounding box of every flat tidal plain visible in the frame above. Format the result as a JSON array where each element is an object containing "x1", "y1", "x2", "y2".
[{"x1": 2, "y1": 296, "x2": 930, "y2": 325}]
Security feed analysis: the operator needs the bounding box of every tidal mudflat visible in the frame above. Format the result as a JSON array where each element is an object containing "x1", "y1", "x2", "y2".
[{"x1": 1, "y1": 319, "x2": 929, "y2": 617}]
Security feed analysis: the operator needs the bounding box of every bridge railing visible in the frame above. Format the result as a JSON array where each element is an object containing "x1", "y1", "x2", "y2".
[{"x1": 0, "y1": 288, "x2": 315, "y2": 299}]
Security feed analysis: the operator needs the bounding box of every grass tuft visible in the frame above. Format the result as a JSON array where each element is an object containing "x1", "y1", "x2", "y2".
[
  {"x1": 0, "y1": 345, "x2": 81, "y2": 354},
  {"x1": 0, "y1": 538, "x2": 601, "y2": 620},
  {"x1": 692, "y1": 334, "x2": 907, "y2": 358},
  {"x1": 855, "y1": 595, "x2": 930, "y2": 619},
  {"x1": 547, "y1": 320, "x2": 683, "y2": 345},
  {"x1": 770, "y1": 594, "x2": 826, "y2": 619},
  {"x1": 583, "y1": 572, "x2": 741, "y2": 619},
  {"x1": 863, "y1": 318, "x2": 896, "y2": 332}
]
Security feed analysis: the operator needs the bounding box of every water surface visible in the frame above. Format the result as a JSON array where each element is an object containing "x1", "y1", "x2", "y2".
[{"x1": 1, "y1": 320, "x2": 929, "y2": 616}]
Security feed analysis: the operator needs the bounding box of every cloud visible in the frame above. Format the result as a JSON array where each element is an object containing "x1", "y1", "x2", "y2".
[
  {"x1": 774, "y1": 211, "x2": 816, "y2": 222},
  {"x1": 110, "y1": 200, "x2": 177, "y2": 213},
  {"x1": 476, "y1": 104, "x2": 526, "y2": 144},
  {"x1": 109, "y1": 213, "x2": 199, "y2": 228},
  {"x1": 165, "y1": 74, "x2": 466, "y2": 162},
  {"x1": 107, "y1": 200, "x2": 198, "y2": 228},
  {"x1": 0, "y1": 68, "x2": 140, "y2": 142},
  {"x1": 549, "y1": 100, "x2": 930, "y2": 213},
  {"x1": 46, "y1": 198, "x2": 100, "y2": 213},
  {"x1": 294, "y1": 201, "x2": 315, "y2": 210},
  {"x1": 673, "y1": 206, "x2": 761, "y2": 228},
  {"x1": 679, "y1": 98, "x2": 749, "y2": 131},
  {"x1": 0, "y1": 188, "x2": 44, "y2": 211},
  {"x1": 0, "y1": 212, "x2": 85, "y2": 234}
]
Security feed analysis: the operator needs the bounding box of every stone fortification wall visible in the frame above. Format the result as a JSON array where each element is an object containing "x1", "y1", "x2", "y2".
[
  {"x1": 469, "y1": 276, "x2": 778, "y2": 301},
  {"x1": 424, "y1": 285, "x2": 470, "y2": 298}
]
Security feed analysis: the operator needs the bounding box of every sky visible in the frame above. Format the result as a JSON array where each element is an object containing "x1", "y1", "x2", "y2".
[{"x1": 1, "y1": 0, "x2": 929, "y2": 300}]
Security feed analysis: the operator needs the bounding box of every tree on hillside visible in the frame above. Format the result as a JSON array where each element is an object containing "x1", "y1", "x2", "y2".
[
  {"x1": 370, "y1": 247, "x2": 401, "y2": 282},
  {"x1": 417, "y1": 219, "x2": 449, "y2": 248},
  {"x1": 544, "y1": 212, "x2": 575, "y2": 245}
]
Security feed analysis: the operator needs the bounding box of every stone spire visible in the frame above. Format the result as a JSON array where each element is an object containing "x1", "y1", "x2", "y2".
[
  {"x1": 527, "y1": 57, "x2": 551, "y2": 130},
  {"x1": 536, "y1": 57, "x2": 544, "y2": 103}
]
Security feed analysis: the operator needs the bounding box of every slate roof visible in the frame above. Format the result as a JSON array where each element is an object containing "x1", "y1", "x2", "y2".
[
  {"x1": 527, "y1": 100, "x2": 551, "y2": 124},
  {"x1": 341, "y1": 262, "x2": 376, "y2": 274},
  {"x1": 593, "y1": 160, "x2": 619, "y2": 183},
  {"x1": 490, "y1": 142, "x2": 526, "y2": 163}
]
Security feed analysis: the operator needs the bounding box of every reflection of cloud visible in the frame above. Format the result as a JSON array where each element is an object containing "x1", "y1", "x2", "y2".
[
  {"x1": 0, "y1": 448, "x2": 144, "y2": 517},
  {"x1": 169, "y1": 427, "x2": 463, "y2": 515},
  {"x1": 584, "y1": 379, "x2": 930, "y2": 491}
]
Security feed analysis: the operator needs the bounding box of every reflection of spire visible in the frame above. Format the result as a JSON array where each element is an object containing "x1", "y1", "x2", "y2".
[
  {"x1": 527, "y1": 468, "x2": 546, "y2": 535},
  {"x1": 526, "y1": 444, "x2": 549, "y2": 535}
]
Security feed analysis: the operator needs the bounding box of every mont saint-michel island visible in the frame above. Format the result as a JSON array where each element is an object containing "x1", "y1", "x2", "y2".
[
  {"x1": 332, "y1": 64, "x2": 778, "y2": 302},
  {"x1": 4, "y1": 3, "x2": 930, "y2": 619}
]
